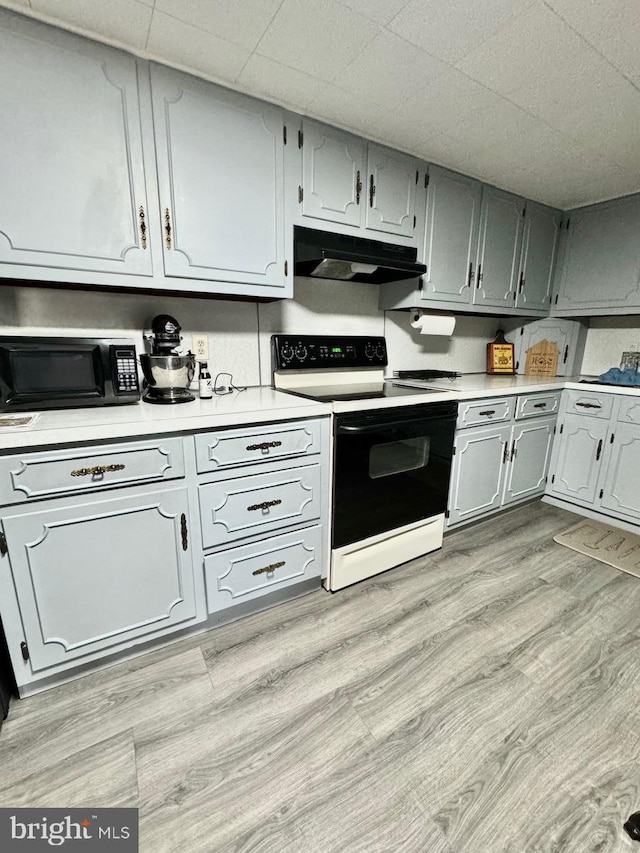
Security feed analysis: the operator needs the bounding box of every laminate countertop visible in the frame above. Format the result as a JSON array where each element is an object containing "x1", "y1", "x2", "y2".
[
  {"x1": 394, "y1": 373, "x2": 640, "y2": 400},
  {"x1": 0, "y1": 388, "x2": 332, "y2": 452}
]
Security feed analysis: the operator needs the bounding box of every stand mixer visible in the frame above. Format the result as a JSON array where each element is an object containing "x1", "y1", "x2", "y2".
[{"x1": 140, "y1": 314, "x2": 196, "y2": 404}]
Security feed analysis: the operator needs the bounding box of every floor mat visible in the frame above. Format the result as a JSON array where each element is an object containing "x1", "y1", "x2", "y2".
[{"x1": 554, "y1": 518, "x2": 640, "y2": 578}]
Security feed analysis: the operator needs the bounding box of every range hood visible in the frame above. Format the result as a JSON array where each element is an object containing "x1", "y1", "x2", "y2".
[{"x1": 294, "y1": 226, "x2": 426, "y2": 284}]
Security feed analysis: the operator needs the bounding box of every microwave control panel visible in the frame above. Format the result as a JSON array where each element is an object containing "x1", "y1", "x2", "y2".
[
  {"x1": 110, "y1": 345, "x2": 139, "y2": 395},
  {"x1": 271, "y1": 335, "x2": 387, "y2": 370}
]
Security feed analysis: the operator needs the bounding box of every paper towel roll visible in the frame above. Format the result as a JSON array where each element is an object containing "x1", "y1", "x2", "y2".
[{"x1": 410, "y1": 310, "x2": 456, "y2": 336}]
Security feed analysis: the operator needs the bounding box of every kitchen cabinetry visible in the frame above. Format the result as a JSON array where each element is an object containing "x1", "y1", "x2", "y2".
[
  {"x1": 447, "y1": 392, "x2": 559, "y2": 528},
  {"x1": 553, "y1": 195, "x2": 640, "y2": 315},
  {"x1": 380, "y1": 167, "x2": 559, "y2": 317},
  {"x1": 297, "y1": 118, "x2": 421, "y2": 244},
  {"x1": 195, "y1": 418, "x2": 328, "y2": 616},
  {"x1": 0, "y1": 10, "x2": 152, "y2": 281},
  {"x1": 545, "y1": 390, "x2": 640, "y2": 528},
  {"x1": 508, "y1": 318, "x2": 586, "y2": 376},
  {"x1": 149, "y1": 64, "x2": 288, "y2": 294}
]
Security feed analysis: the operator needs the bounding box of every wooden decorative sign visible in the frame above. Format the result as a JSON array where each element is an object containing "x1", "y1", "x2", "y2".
[
  {"x1": 486, "y1": 330, "x2": 515, "y2": 374},
  {"x1": 524, "y1": 339, "x2": 559, "y2": 377}
]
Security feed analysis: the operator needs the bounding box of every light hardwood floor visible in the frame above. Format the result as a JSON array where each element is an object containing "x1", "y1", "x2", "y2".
[{"x1": 1, "y1": 501, "x2": 640, "y2": 852}]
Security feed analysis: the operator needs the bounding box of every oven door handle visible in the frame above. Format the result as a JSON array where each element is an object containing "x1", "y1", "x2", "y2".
[{"x1": 337, "y1": 416, "x2": 455, "y2": 435}]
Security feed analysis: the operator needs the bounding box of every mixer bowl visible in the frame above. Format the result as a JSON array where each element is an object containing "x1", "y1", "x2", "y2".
[{"x1": 140, "y1": 353, "x2": 196, "y2": 391}]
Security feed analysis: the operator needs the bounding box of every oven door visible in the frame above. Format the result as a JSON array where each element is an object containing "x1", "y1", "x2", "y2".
[{"x1": 332, "y1": 403, "x2": 457, "y2": 549}]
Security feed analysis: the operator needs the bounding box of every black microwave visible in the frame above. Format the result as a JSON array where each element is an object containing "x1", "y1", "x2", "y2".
[{"x1": 0, "y1": 337, "x2": 140, "y2": 412}]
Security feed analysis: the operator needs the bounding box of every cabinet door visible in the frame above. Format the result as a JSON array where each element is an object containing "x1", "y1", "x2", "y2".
[
  {"x1": 513, "y1": 318, "x2": 580, "y2": 376},
  {"x1": 301, "y1": 120, "x2": 364, "y2": 229},
  {"x1": 599, "y1": 425, "x2": 640, "y2": 520},
  {"x1": 422, "y1": 166, "x2": 480, "y2": 304},
  {"x1": 447, "y1": 425, "x2": 511, "y2": 526},
  {"x1": 150, "y1": 64, "x2": 286, "y2": 290},
  {"x1": 547, "y1": 415, "x2": 609, "y2": 506},
  {"x1": 555, "y1": 196, "x2": 640, "y2": 312},
  {"x1": 0, "y1": 11, "x2": 151, "y2": 277},
  {"x1": 517, "y1": 201, "x2": 559, "y2": 312},
  {"x1": 503, "y1": 417, "x2": 555, "y2": 506},
  {"x1": 473, "y1": 187, "x2": 524, "y2": 309},
  {"x1": 1, "y1": 487, "x2": 197, "y2": 673},
  {"x1": 365, "y1": 143, "x2": 416, "y2": 239}
]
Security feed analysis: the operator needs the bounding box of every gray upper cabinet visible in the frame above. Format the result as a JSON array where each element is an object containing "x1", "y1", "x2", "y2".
[
  {"x1": 422, "y1": 166, "x2": 482, "y2": 304},
  {"x1": 365, "y1": 143, "x2": 417, "y2": 239},
  {"x1": 150, "y1": 65, "x2": 288, "y2": 293},
  {"x1": 473, "y1": 187, "x2": 524, "y2": 310},
  {"x1": 517, "y1": 201, "x2": 559, "y2": 312},
  {"x1": 0, "y1": 11, "x2": 152, "y2": 280},
  {"x1": 301, "y1": 119, "x2": 364, "y2": 229},
  {"x1": 554, "y1": 195, "x2": 640, "y2": 314}
]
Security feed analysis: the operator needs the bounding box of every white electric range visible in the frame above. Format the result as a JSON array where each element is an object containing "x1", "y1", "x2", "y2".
[{"x1": 272, "y1": 334, "x2": 458, "y2": 591}]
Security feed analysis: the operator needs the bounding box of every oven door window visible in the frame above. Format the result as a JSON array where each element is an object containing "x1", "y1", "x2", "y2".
[
  {"x1": 333, "y1": 405, "x2": 456, "y2": 550},
  {"x1": 369, "y1": 437, "x2": 430, "y2": 479}
]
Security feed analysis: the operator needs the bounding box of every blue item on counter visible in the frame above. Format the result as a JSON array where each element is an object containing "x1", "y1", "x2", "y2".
[{"x1": 598, "y1": 367, "x2": 640, "y2": 386}]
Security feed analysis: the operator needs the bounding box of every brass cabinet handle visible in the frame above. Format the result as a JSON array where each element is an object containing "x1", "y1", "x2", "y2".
[
  {"x1": 356, "y1": 170, "x2": 362, "y2": 204},
  {"x1": 164, "y1": 208, "x2": 172, "y2": 249},
  {"x1": 479, "y1": 410, "x2": 495, "y2": 417},
  {"x1": 181, "y1": 513, "x2": 188, "y2": 551},
  {"x1": 71, "y1": 464, "x2": 125, "y2": 477},
  {"x1": 369, "y1": 174, "x2": 375, "y2": 207},
  {"x1": 246, "y1": 441, "x2": 282, "y2": 451},
  {"x1": 533, "y1": 402, "x2": 547, "y2": 409},
  {"x1": 247, "y1": 499, "x2": 282, "y2": 512},
  {"x1": 252, "y1": 560, "x2": 285, "y2": 576},
  {"x1": 139, "y1": 205, "x2": 147, "y2": 249}
]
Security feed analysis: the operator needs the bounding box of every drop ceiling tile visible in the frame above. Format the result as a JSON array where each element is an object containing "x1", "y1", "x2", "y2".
[
  {"x1": 255, "y1": 0, "x2": 380, "y2": 83},
  {"x1": 146, "y1": 10, "x2": 250, "y2": 82},
  {"x1": 413, "y1": 68, "x2": 507, "y2": 137},
  {"x1": 333, "y1": 30, "x2": 449, "y2": 110},
  {"x1": 336, "y1": 0, "x2": 411, "y2": 25},
  {"x1": 154, "y1": 0, "x2": 282, "y2": 51},
  {"x1": 457, "y1": 2, "x2": 592, "y2": 97},
  {"x1": 546, "y1": 0, "x2": 640, "y2": 87},
  {"x1": 307, "y1": 85, "x2": 403, "y2": 144},
  {"x1": 236, "y1": 55, "x2": 324, "y2": 110},
  {"x1": 417, "y1": 131, "x2": 492, "y2": 173},
  {"x1": 1, "y1": 0, "x2": 31, "y2": 8},
  {"x1": 29, "y1": 0, "x2": 152, "y2": 49},
  {"x1": 387, "y1": 0, "x2": 534, "y2": 64}
]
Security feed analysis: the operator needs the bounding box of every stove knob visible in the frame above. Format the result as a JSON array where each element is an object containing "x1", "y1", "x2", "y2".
[
  {"x1": 364, "y1": 343, "x2": 375, "y2": 360},
  {"x1": 376, "y1": 343, "x2": 386, "y2": 360},
  {"x1": 295, "y1": 345, "x2": 308, "y2": 362},
  {"x1": 280, "y1": 345, "x2": 294, "y2": 363}
]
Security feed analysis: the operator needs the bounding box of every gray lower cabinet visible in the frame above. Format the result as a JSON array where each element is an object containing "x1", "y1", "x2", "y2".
[
  {"x1": 546, "y1": 415, "x2": 609, "y2": 507},
  {"x1": 448, "y1": 392, "x2": 559, "y2": 528},
  {"x1": 0, "y1": 486, "x2": 198, "y2": 680},
  {"x1": 599, "y1": 424, "x2": 640, "y2": 520}
]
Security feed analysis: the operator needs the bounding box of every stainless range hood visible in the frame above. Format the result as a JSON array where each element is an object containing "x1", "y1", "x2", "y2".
[{"x1": 294, "y1": 226, "x2": 426, "y2": 284}]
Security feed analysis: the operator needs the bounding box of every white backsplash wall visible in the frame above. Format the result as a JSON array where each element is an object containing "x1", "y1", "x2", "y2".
[
  {"x1": 0, "y1": 285, "x2": 261, "y2": 385},
  {"x1": 581, "y1": 316, "x2": 640, "y2": 375}
]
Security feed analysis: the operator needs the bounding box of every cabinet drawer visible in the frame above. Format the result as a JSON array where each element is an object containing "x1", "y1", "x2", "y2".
[
  {"x1": 617, "y1": 396, "x2": 640, "y2": 425},
  {"x1": 515, "y1": 392, "x2": 560, "y2": 419},
  {"x1": 457, "y1": 397, "x2": 514, "y2": 429},
  {"x1": 204, "y1": 525, "x2": 322, "y2": 612},
  {"x1": 564, "y1": 390, "x2": 614, "y2": 419},
  {"x1": 199, "y1": 464, "x2": 321, "y2": 549},
  {"x1": 0, "y1": 437, "x2": 185, "y2": 505},
  {"x1": 194, "y1": 420, "x2": 321, "y2": 473}
]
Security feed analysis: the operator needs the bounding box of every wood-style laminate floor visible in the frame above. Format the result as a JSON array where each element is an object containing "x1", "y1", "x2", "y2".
[{"x1": 2, "y1": 502, "x2": 640, "y2": 852}]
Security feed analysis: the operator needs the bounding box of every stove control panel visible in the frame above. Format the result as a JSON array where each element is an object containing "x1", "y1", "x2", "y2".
[{"x1": 271, "y1": 335, "x2": 388, "y2": 370}]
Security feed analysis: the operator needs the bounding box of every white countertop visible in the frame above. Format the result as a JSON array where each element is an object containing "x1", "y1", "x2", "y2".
[
  {"x1": 0, "y1": 387, "x2": 331, "y2": 452},
  {"x1": 394, "y1": 373, "x2": 640, "y2": 400}
]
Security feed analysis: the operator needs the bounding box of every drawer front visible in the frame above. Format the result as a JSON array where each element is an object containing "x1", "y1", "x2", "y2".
[
  {"x1": 515, "y1": 392, "x2": 560, "y2": 420},
  {"x1": 564, "y1": 390, "x2": 614, "y2": 419},
  {"x1": 199, "y1": 464, "x2": 321, "y2": 548},
  {"x1": 457, "y1": 397, "x2": 514, "y2": 429},
  {"x1": 0, "y1": 438, "x2": 185, "y2": 504},
  {"x1": 617, "y1": 396, "x2": 640, "y2": 425},
  {"x1": 195, "y1": 420, "x2": 322, "y2": 473},
  {"x1": 204, "y1": 525, "x2": 322, "y2": 612}
]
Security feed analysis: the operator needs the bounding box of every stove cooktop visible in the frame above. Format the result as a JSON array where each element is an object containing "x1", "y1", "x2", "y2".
[{"x1": 279, "y1": 381, "x2": 446, "y2": 403}]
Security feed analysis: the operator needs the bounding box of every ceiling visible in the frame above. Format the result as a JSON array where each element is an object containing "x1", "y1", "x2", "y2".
[{"x1": 3, "y1": 0, "x2": 640, "y2": 210}]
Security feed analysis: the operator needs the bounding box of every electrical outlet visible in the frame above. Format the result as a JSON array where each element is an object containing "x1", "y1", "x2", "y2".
[{"x1": 192, "y1": 334, "x2": 209, "y2": 361}]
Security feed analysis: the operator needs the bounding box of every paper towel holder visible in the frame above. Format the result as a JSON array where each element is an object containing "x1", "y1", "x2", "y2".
[{"x1": 410, "y1": 309, "x2": 456, "y2": 337}]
